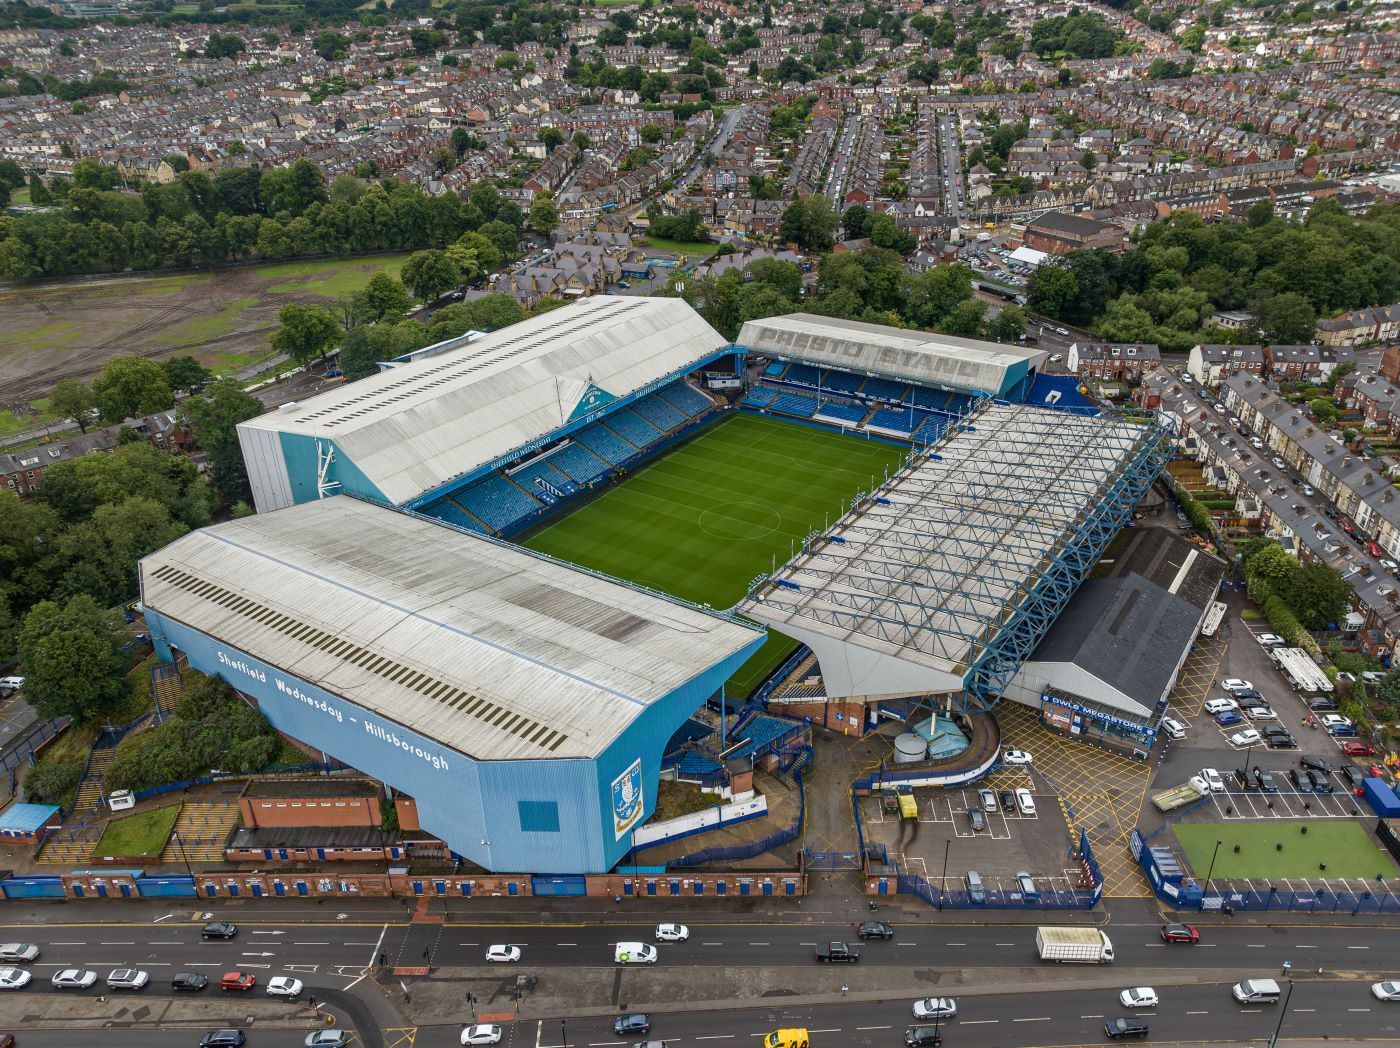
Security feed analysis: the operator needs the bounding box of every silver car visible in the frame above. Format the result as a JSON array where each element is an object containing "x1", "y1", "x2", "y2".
[{"x1": 107, "y1": 968, "x2": 149, "y2": 989}]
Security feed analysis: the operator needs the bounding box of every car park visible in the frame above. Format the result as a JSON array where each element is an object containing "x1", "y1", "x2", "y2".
[
  {"x1": 1015, "y1": 788, "x2": 1035, "y2": 814},
  {"x1": 201, "y1": 922, "x2": 237, "y2": 940},
  {"x1": 1205, "y1": 698, "x2": 1238, "y2": 715},
  {"x1": 220, "y1": 971, "x2": 256, "y2": 992},
  {"x1": 106, "y1": 969, "x2": 148, "y2": 990},
  {"x1": 966, "y1": 807, "x2": 985, "y2": 832},
  {"x1": 0, "y1": 945, "x2": 37, "y2": 963},
  {"x1": 172, "y1": 972, "x2": 209, "y2": 991},
  {"x1": 655, "y1": 923, "x2": 689, "y2": 942},
  {"x1": 0, "y1": 969, "x2": 30, "y2": 990},
  {"x1": 51, "y1": 969, "x2": 97, "y2": 990},
  {"x1": 613, "y1": 1015, "x2": 651, "y2": 1035},
  {"x1": 267, "y1": 976, "x2": 302, "y2": 998},
  {"x1": 1230, "y1": 729, "x2": 1262, "y2": 747},
  {"x1": 1105, "y1": 1018, "x2": 1150, "y2": 1039},
  {"x1": 1119, "y1": 988, "x2": 1158, "y2": 1008},
  {"x1": 1160, "y1": 924, "x2": 1199, "y2": 943},
  {"x1": 912, "y1": 997, "x2": 957, "y2": 1019},
  {"x1": 486, "y1": 945, "x2": 521, "y2": 963},
  {"x1": 461, "y1": 1024, "x2": 504, "y2": 1045},
  {"x1": 857, "y1": 921, "x2": 894, "y2": 940}
]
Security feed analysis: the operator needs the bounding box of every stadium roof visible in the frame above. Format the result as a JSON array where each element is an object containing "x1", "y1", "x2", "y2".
[
  {"x1": 735, "y1": 313, "x2": 1047, "y2": 397},
  {"x1": 738, "y1": 404, "x2": 1160, "y2": 700},
  {"x1": 139, "y1": 496, "x2": 763, "y2": 762},
  {"x1": 239, "y1": 297, "x2": 728, "y2": 506}
]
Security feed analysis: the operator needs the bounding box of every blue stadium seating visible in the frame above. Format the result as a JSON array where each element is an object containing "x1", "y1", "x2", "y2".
[
  {"x1": 508, "y1": 457, "x2": 579, "y2": 498},
  {"x1": 741, "y1": 387, "x2": 777, "y2": 408},
  {"x1": 633, "y1": 394, "x2": 686, "y2": 433},
  {"x1": 861, "y1": 377, "x2": 909, "y2": 402},
  {"x1": 459, "y1": 472, "x2": 543, "y2": 533},
  {"x1": 914, "y1": 414, "x2": 950, "y2": 444},
  {"x1": 727, "y1": 713, "x2": 801, "y2": 758},
  {"x1": 816, "y1": 399, "x2": 867, "y2": 425},
  {"x1": 605, "y1": 409, "x2": 663, "y2": 449},
  {"x1": 763, "y1": 361, "x2": 788, "y2": 378},
  {"x1": 819, "y1": 369, "x2": 863, "y2": 394},
  {"x1": 576, "y1": 424, "x2": 636, "y2": 465},
  {"x1": 550, "y1": 441, "x2": 611, "y2": 484},
  {"x1": 659, "y1": 383, "x2": 713, "y2": 417},
  {"x1": 422, "y1": 499, "x2": 488, "y2": 534},
  {"x1": 785, "y1": 363, "x2": 820, "y2": 387},
  {"x1": 769, "y1": 390, "x2": 819, "y2": 418},
  {"x1": 909, "y1": 386, "x2": 954, "y2": 411},
  {"x1": 868, "y1": 407, "x2": 926, "y2": 434}
]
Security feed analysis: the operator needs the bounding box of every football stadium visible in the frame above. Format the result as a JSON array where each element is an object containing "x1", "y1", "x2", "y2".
[{"x1": 139, "y1": 297, "x2": 1171, "y2": 874}]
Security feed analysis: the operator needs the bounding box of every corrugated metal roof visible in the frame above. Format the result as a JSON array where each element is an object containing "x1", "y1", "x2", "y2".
[
  {"x1": 0, "y1": 803, "x2": 59, "y2": 832},
  {"x1": 139, "y1": 497, "x2": 763, "y2": 762},
  {"x1": 239, "y1": 297, "x2": 728, "y2": 506},
  {"x1": 736, "y1": 313, "x2": 1046, "y2": 396}
]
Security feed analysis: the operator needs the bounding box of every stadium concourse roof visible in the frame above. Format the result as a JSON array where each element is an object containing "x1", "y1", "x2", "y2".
[
  {"x1": 139, "y1": 496, "x2": 763, "y2": 762},
  {"x1": 738, "y1": 403, "x2": 1159, "y2": 701},
  {"x1": 735, "y1": 313, "x2": 1047, "y2": 398},
  {"x1": 239, "y1": 297, "x2": 728, "y2": 507}
]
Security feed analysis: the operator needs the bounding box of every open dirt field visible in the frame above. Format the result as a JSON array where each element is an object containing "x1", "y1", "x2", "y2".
[{"x1": 0, "y1": 253, "x2": 409, "y2": 414}]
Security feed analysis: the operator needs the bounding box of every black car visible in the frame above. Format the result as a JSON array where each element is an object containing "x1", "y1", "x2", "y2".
[
  {"x1": 613, "y1": 1014, "x2": 650, "y2": 1036},
  {"x1": 1308, "y1": 697, "x2": 1340, "y2": 711},
  {"x1": 199, "y1": 1032, "x2": 245, "y2": 1048},
  {"x1": 1300, "y1": 755, "x2": 1334, "y2": 775},
  {"x1": 1234, "y1": 768, "x2": 1258, "y2": 790},
  {"x1": 966, "y1": 807, "x2": 985, "y2": 832},
  {"x1": 1289, "y1": 768, "x2": 1312, "y2": 792},
  {"x1": 201, "y1": 922, "x2": 237, "y2": 940},
  {"x1": 999, "y1": 790, "x2": 1016, "y2": 812},
  {"x1": 1234, "y1": 688, "x2": 1264, "y2": 702},
  {"x1": 1105, "y1": 1018, "x2": 1150, "y2": 1039},
  {"x1": 856, "y1": 921, "x2": 894, "y2": 940},
  {"x1": 1340, "y1": 764, "x2": 1365, "y2": 793},
  {"x1": 1264, "y1": 727, "x2": 1297, "y2": 749},
  {"x1": 172, "y1": 972, "x2": 209, "y2": 991},
  {"x1": 1307, "y1": 768, "x2": 1333, "y2": 794},
  {"x1": 1252, "y1": 766, "x2": 1279, "y2": 792},
  {"x1": 905, "y1": 1026, "x2": 944, "y2": 1047}
]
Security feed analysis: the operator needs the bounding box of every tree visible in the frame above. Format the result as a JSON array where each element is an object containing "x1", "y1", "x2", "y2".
[
  {"x1": 160, "y1": 356, "x2": 213, "y2": 396},
  {"x1": 478, "y1": 220, "x2": 518, "y2": 260},
  {"x1": 355, "y1": 273, "x2": 412, "y2": 322},
  {"x1": 942, "y1": 299, "x2": 987, "y2": 336},
  {"x1": 1309, "y1": 397, "x2": 1338, "y2": 423},
  {"x1": 49, "y1": 378, "x2": 96, "y2": 433},
  {"x1": 1027, "y1": 263, "x2": 1079, "y2": 319},
  {"x1": 458, "y1": 294, "x2": 525, "y2": 331},
  {"x1": 337, "y1": 324, "x2": 397, "y2": 382},
  {"x1": 540, "y1": 127, "x2": 563, "y2": 152},
  {"x1": 988, "y1": 304, "x2": 1027, "y2": 342},
  {"x1": 527, "y1": 192, "x2": 559, "y2": 237},
  {"x1": 745, "y1": 258, "x2": 803, "y2": 302},
  {"x1": 91, "y1": 356, "x2": 174, "y2": 424},
  {"x1": 17, "y1": 595, "x2": 128, "y2": 721},
  {"x1": 1279, "y1": 561, "x2": 1351, "y2": 630},
  {"x1": 1254, "y1": 291, "x2": 1317, "y2": 343},
  {"x1": 779, "y1": 197, "x2": 838, "y2": 254},
  {"x1": 400, "y1": 249, "x2": 462, "y2": 303},
  {"x1": 270, "y1": 303, "x2": 341, "y2": 365},
  {"x1": 1080, "y1": 150, "x2": 1097, "y2": 171},
  {"x1": 181, "y1": 377, "x2": 265, "y2": 506},
  {"x1": 842, "y1": 204, "x2": 872, "y2": 241},
  {"x1": 572, "y1": 131, "x2": 592, "y2": 151}
]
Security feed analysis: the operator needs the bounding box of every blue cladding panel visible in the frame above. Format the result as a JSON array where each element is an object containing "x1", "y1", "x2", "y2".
[
  {"x1": 518, "y1": 800, "x2": 561, "y2": 833},
  {"x1": 277, "y1": 432, "x2": 387, "y2": 507}
]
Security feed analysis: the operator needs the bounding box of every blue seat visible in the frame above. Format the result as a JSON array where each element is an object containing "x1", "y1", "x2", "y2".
[
  {"x1": 819, "y1": 369, "x2": 863, "y2": 394},
  {"x1": 769, "y1": 391, "x2": 818, "y2": 418},
  {"x1": 576, "y1": 425, "x2": 635, "y2": 465},
  {"x1": 658, "y1": 383, "x2": 713, "y2": 417},
  {"x1": 741, "y1": 387, "x2": 777, "y2": 408},
  {"x1": 421, "y1": 500, "x2": 488, "y2": 534},
  {"x1": 605, "y1": 409, "x2": 663, "y2": 449},
  {"x1": 549, "y1": 442, "x2": 611, "y2": 484},
  {"x1": 785, "y1": 363, "x2": 820, "y2": 387},
  {"x1": 763, "y1": 362, "x2": 788, "y2": 378},
  {"x1": 868, "y1": 407, "x2": 926, "y2": 434},
  {"x1": 509, "y1": 457, "x2": 578, "y2": 497},
  {"x1": 458, "y1": 473, "x2": 543, "y2": 533},
  {"x1": 633, "y1": 395, "x2": 686, "y2": 433},
  {"x1": 914, "y1": 414, "x2": 950, "y2": 444},
  {"x1": 861, "y1": 377, "x2": 909, "y2": 402},
  {"x1": 816, "y1": 399, "x2": 866, "y2": 424},
  {"x1": 909, "y1": 385, "x2": 953, "y2": 411}
]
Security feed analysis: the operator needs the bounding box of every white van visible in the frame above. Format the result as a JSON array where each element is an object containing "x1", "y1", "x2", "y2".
[
  {"x1": 614, "y1": 942, "x2": 657, "y2": 964},
  {"x1": 1232, "y1": 978, "x2": 1281, "y2": 1004}
]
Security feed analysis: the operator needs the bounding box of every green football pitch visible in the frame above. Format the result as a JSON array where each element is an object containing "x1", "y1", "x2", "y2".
[
  {"x1": 524, "y1": 412, "x2": 908, "y2": 695},
  {"x1": 1174, "y1": 822, "x2": 1397, "y2": 880}
]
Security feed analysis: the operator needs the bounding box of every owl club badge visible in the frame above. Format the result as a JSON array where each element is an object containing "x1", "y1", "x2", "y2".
[{"x1": 612, "y1": 758, "x2": 644, "y2": 839}]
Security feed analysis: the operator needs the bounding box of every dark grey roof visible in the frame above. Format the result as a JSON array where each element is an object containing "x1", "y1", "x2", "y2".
[
  {"x1": 1031, "y1": 575, "x2": 1202, "y2": 706},
  {"x1": 1028, "y1": 211, "x2": 1110, "y2": 236},
  {"x1": 229, "y1": 826, "x2": 396, "y2": 850},
  {"x1": 243, "y1": 777, "x2": 381, "y2": 799},
  {"x1": 1092, "y1": 526, "x2": 1226, "y2": 612}
]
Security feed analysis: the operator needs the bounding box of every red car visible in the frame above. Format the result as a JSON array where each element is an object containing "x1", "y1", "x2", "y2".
[
  {"x1": 1160, "y1": 923, "x2": 1200, "y2": 943},
  {"x1": 1343, "y1": 742, "x2": 1375, "y2": 757},
  {"x1": 1368, "y1": 542, "x2": 1385, "y2": 558},
  {"x1": 219, "y1": 970, "x2": 256, "y2": 992}
]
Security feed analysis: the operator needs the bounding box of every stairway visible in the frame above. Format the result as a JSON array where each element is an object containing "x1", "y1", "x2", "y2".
[
  {"x1": 73, "y1": 731, "x2": 119, "y2": 812},
  {"x1": 778, "y1": 746, "x2": 812, "y2": 790},
  {"x1": 161, "y1": 799, "x2": 239, "y2": 864},
  {"x1": 151, "y1": 662, "x2": 183, "y2": 722}
]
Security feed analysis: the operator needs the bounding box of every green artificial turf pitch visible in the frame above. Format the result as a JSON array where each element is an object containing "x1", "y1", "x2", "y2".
[
  {"x1": 1174, "y1": 821, "x2": 1397, "y2": 880},
  {"x1": 524, "y1": 412, "x2": 908, "y2": 695}
]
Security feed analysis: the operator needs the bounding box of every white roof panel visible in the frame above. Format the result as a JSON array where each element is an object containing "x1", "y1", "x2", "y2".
[
  {"x1": 139, "y1": 497, "x2": 763, "y2": 761},
  {"x1": 736, "y1": 313, "x2": 1046, "y2": 396},
  {"x1": 239, "y1": 297, "x2": 728, "y2": 506}
]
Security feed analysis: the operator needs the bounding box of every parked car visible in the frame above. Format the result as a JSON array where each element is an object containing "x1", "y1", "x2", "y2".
[
  {"x1": 966, "y1": 807, "x2": 986, "y2": 832},
  {"x1": 1205, "y1": 698, "x2": 1238, "y2": 715},
  {"x1": 1215, "y1": 710, "x2": 1244, "y2": 727},
  {"x1": 172, "y1": 972, "x2": 209, "y2": 992},
  {"x1": 1307, "y1": 696, "x2": 1340, "y2": 712},
  {"x1": 1289, "y1": 768, "x2": 1313, "y2": 792},
  {"x1": 219, "y1": 971, "x2": 256, "y2": 992},
  {"x1": 1244, "y1": 704, "x2": 1276, "y2": 720},
  {"x1": 1105, "y1": 1018, "x2": 1150, "y2": 1039},
  {"x1": 1252, "y1": 767, "x2": 1279, "y2": 792},
  {"x1": 999, "y1": 790, "x2": 1016, "y2": 812},
  {"x1": 486, "y1": 945, "x2": 521, "y2": 963},
  {"x1": 978, "y1": 788, "x2": 998, "y2": 813},
  {"x1": 1256, "y1": 633, "x2": 1287, "y2": 647},
  {"x1": 51, "y1": 969, "x2": 98, "y2": 990},
  {"x1": 266, "y1": 977, "x2": 303, "y2": 998},
  {"x1": 1343, "y1": 741, "x2": 1375, "y2": 757},
  {"x1": 1002, "y1": 749, "x2": 1033, "y2": 765},
  {"x1": 106, "y1": 969, "x2": 149, "y2": 990},
  {"x1": 305, "y1": 1033, "x2": 350, "y2": 1048},
  {"x1": 1201, "y1": 768, "x2": 1226, "y2": 792},
  {"x1": 199, "y1": 1032, "x2": 246, "y2": 1048},
  {"x1": 613, "y1": 1015, "x2": 650, "y2": 1036},
  {"x1": 1230, "y1": 729, "x2": 1262, "y2": 747},
  {"x1": 0, "y1": 946, "x2": 37, "y2": 963},
  {"x1": 1340, "y1": 765, "x2": 1366, "y2": 794},
  {"x1": 1015, "y1": 788, "x2": 1036, "y2": 814},
  {"x1": 912, "y1": 998, "x2": 957, "y2": 1019},
  {"x1": 1119, "y1": 988, "x2": 1159, "y2": 1008},
  {"x1": 1264, "y1": 726, "x2": 1296, "y2": 749},
  {"x1": 1371, "y1": 981, "x2": 1400, "y2": 1002},
  {"x1": 1222, "y1": 679, "x2": 1254, "y2": 694},
  {"x1": 0, "y1": 969, "x2": 31, "y2": 990}
]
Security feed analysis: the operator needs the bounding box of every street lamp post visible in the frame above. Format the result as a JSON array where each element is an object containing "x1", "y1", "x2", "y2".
[
  {"x1": 1268, "y1": 979, "x2": 1294, "y2": 1048},
  {"x1": 1200, "y1": 838, "x2": 1223, "y2": 911},
  {"x1": 172, "y1": 829, "x2": 194, "y2": 880},
  {"x1": 939, "y1": 838, "x2": 951, "y2": 912},
  {"x1": 560, "y1": 1018, "x2": 568, "y2": 1048}
]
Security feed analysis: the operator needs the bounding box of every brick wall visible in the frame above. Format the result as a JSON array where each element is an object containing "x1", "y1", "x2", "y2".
[{"x1": 240, "y1": 795, "x2": 377, "y2": 828}]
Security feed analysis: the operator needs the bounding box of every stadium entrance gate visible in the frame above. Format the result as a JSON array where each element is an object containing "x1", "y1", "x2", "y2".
[
  {"x1": 531, "y1": 875, "x2": 588, "y2": 896},
  {"x1": 803, "y1": 850, "x2": 862, "y2": 871}
]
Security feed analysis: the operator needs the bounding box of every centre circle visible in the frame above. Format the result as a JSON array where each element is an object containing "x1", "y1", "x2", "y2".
[{"x1": 698, "y1": 502, "x2": 783, "y2": 541}]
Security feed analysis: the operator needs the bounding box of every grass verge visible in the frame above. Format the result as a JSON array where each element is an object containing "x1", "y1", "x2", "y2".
[{"x1": 93, "y1": 804, "x2": 181, "y2": 859}]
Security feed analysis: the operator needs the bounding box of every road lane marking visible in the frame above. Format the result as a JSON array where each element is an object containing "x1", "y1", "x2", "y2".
[
  {"x1": 342, "y1": 922, "x2": 386, "y2": 994},
  {"x1": 1296, "y1": 945, "x2": 1316, "y2": 949},
  {"x1": 896, "y1": 943, "x2": 917, "y2": 947},
  {"x1": 1348, "y1": 945, "x2": 1370, "y2": 949},
  {"x1": 1081, "y1": 1015, "x2": 1103, "y2": 1019},
  {"x1": 149, "y1": 941, "x2": 182, "y2": 945},
  {"x1": 1294, "y1": 1009, "x2": 1316, "y2": 1013},
  {"x1": 1013, "y1": 1017, "x2": 1050, "y2": 1022},
  {"x1": 960, "y1": 1020, "x2": 998, "y2": 1025},
  {"x1": 946, "y1": 942, "x2": 965, "y2": 946},
  {"x1": 52, "y1": 942, "x2": 85, "y2": 945},
  {"x1": 809, "y1": 1029, "x2": 840, "y2": 1034},
  {"x1": 1348, "y1": 1008, "x2": 1371, "y2": 1012},
  {"x1": 556, "y1": 943, "x2": 577, "y2": 947},
  {"x1": 856, "y1": 1026, "x2": 890, "y2": 1031},
  {"x1": 1186, "y1": 1011, "x2": 1209, "y2": 1015},
  {"x1": 702, "y1": 942, "x2": 723, "y2": 946},
  {"x1": 294, "y1": 942, "x2": 329, "y2": 946},
  {"x1": 748, "y1": 942, "x2": 769, "y2": 946},
  {"x1": 995, "y1": 942, "x2": 1015, "y2": 946},
  {"x1": 695, "y1": 1037, "x2": 735, "y2": 1041},
  {"x1": 153, "y1": 915, "x2": 173, "y2": 923},
  {"x1": 101, "y1": 942, "x2": 134, "y2": 945}
]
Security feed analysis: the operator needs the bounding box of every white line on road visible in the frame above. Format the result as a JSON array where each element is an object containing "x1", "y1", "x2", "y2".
[
  {"x1": 799, "y1": 943, "x2": 816, "y2": 947},
  {"x1": 1081, "y1": 1016, "x2": 1104, "y2": 1019},
  {"x1": 1348, "y1": 945, "x2": 1370, "y2": 949},
  {"x1": 748, "y1": 942, "x2": 769, "y2": 946},
  {"x1": 895, "y1": 943, "x2": 917, "y2": 947},
  {"x1": 960, "y1": 1020, "x2": 999, "y2": 1025},
  {"x1": 856, "y1": 1026, "x2": 890, "y2": 1031},
  {"x1": 808, "y1": 1029, "x2": 840, "y2": 1034},
  {"x1": 52, "y1": 942, "x2": 85, "y2": 945},
  {"x1": 695, "y1": 1036, "x2": 735, "y2": 1041},
  {"x1": 344, "y1": 942, "x2": 381, "y2": 946},
  {"x1": 342, "y1": 922, "x2": 386, "y2": 994},
  {"x1": 1012, "y1": 1017, "x2": 1050, "y2": 1022},
  {"x1": 1186, "y1": 1011, "x2": 1209, "y2": 1015},
  {"x1": 1245, "y1": 944, "x2": 1265, "y2": 947},
  {"x1": 556, "y1": 943, "x2": 576, "y2": 947},
  {"x1": 995, "y1": 942, "x2": 1015, "y2": 946},
  {"x1": 294, "y1": 942, "x2": 329, "y2": 946},
  {"x1": 1294, "y1": 1009, "x2": 1316, "y2": 1013},
  {"x1": 702, "y1": 942, "x2": 723, "y2": 946},
  {"x1": 1348, "y1": 1008, "x2": 1371, "y2": 1012},
  {"x1": 100, "y1": 942, "x2": 134, "y2": 945},
  {"x1": 1295, "y1": 945, "x2": 1316, "y2": 949},
  {"x1": 152, "y1": 914, "x2": 172, "y2": 923},
  {"x1": 946, "y1": 942, "x2": 965, "y2": 946},
  {"x1": 149, "y1": 941, "x2": 182, "y2": 945}
]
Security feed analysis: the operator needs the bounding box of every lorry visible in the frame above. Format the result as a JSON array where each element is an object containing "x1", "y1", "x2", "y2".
[
  {"x1": 896, "y1": 785, "x2": 918, "y2": 820},
  {"x1": 1035, "y1": 926, "x2": 1114, "y2": 964},
  {"x1": 1151, "y1": 780, "x2": 1205, "y2": 811},
  {"x1": 814, "y1": 942, "x2": 860, "y2": 963}
]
